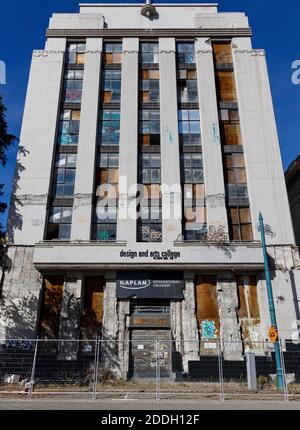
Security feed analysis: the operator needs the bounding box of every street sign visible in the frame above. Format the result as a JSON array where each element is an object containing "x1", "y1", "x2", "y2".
[{"x1": 268, "y1": 326, "x2": 279, "y2": 343}]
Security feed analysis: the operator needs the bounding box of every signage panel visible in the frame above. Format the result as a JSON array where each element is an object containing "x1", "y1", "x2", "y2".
[
  {"x1": 130, "y1": 316, "x2": 171, "y2": 329},
  {"x1": 116, "y1": 272, "x2": 185, "y2": 299}
]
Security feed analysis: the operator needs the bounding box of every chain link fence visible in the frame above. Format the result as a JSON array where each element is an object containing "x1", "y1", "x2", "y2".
[{"x1": 1, "y1": 338, "x2": 300, "y2": 401}]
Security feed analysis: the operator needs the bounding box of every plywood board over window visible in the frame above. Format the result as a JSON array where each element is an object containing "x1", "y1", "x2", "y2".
[
  {"x1": 39, "y1": 276, "x2": 64, "y2": 341},
  {"x1": 236, "y1": 275, "x2": 261, "y2": 347},
  {"x1": 195, "y1": 276, "x2": 220, "y2": 338},
  {"x1": 222, "y1": 124, "x2": 242, "y2": 146},
  {"x1": 213, "y1": 43, "x2": 233, "y2": 64},
  {"x1": 81, "y1": 278, "x2": 104, "y2": 340},
  {"x1": 76, "y1": 53, "x2": 85, "y2": 65},
  {"x1": 215, "y1": 71, "x2": 237, "y2": 101}
]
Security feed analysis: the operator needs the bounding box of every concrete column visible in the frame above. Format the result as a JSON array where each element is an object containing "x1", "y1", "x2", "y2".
[
  {"x1": 0, "y1": 246, "x2": 42, "y2": 340},
  {"x1": 58, "y1": 274, "x2": 83, "y2": 360},
  {"x1": 118, "y1": 38, "x2": 139, "y2": 244},
  {"x1": 101, "y1": 272, "x2": 119, "y2": 373},
  {"x1": 195, "y1": 38, "x2": 228, "y2": 234},
  {"x1": 233, "y1": 49, "x2": 295, "y2": 245},
  {"x1": 171, "y1": 273, "x2": 199, "y2": 375},
  {"x1": 159, "y1": 38, "x2": 182, "y2": 244},
  {"x1": 71, "y1": 38, "x2": 103, "y2": 241},
  {"x1": 181, "y1": 273, "x2": 200, "y2": 373},
  {"x1": 7, "y1": 39, "x2": 66, "y2": 245},
  {"x1": 217, "y1": 272, "x2": 243, "y2": 360},
  {"x1": 117, "y1": 300, "x2": 130, "y2": 379}
]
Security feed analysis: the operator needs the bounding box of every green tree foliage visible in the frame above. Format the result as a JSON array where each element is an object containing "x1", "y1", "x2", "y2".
[{"x1": 0, "y1": 95, "x2": 17, "y2": 233}]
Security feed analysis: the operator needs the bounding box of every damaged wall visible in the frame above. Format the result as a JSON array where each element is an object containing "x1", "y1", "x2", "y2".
[
  {"x1": 217, "y1": 273, "x2": 243, "y2": 360},
  {"x1": 0, "y1": 246, "x2": 42, "y2": 340},
  {"x1": 171, "y1": 274, "x2": 200, "y2": 373}
]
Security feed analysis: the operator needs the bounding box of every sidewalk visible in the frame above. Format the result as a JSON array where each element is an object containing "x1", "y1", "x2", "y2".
[{"x1": 1, "y1": 397, "x2": 300, "y2": 410}]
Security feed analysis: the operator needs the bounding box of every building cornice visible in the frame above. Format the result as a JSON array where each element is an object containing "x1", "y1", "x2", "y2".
[{"x1": 46, "y1": 28, "x2": 252, "y2": 39}]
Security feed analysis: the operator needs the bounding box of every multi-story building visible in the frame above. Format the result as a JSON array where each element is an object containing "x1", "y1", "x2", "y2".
[
  {"x1": 286, "y1": 155, "x2": 300, "y2": 249},
  {"x1": 1, "y1": 1, "x2": 300, "y2": 377}
]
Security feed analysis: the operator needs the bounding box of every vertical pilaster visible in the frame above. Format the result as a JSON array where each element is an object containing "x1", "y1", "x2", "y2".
[
  {"x1": 71, "y1": 38, "x2": 103, "y2": 241},
  {"x1": 101, "y1": 272, "x2": 119, "y2": 372},
  {"x1": 195, "y1": 38, "x2": 228, "y2": 234},
  {"x1": 181, "y1": 273, "x2": 200, "y2": 373},
  {"x1": 117, "y1": 300, "x2": 131, "y2": 379},
  {"x1": 8, "y1": 38, "x2": 66, "y2": 245},
  {"x1": 159, "y1": 38, "x2": 182, "y2": 244},
  {"x1": 117, "y1": 38, "x2": 139, "y2": 243},
  {"x1": 233, "y1": 49, "x2": 295, "y2": 244},
  {"x1": 171, "y1": 273, "x2": 200, "y2": 374}
]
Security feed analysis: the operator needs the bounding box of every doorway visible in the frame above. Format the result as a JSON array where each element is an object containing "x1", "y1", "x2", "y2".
[{"x1": 128, "y1": 299, "x2": 172, "y2": 379}]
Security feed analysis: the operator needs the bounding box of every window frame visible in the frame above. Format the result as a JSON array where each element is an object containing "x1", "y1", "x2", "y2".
[{"x1": 228, "y1": 206, "x2": 253, "y2": 241}]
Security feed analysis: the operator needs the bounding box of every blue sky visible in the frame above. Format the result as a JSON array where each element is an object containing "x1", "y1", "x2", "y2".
[{"x1": 0, "y1": 0, "x2": 300, "y2": 230}]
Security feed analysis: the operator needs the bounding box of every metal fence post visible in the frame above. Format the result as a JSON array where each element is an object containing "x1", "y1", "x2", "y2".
[
  {"x1": 92, "y1": 337, "x2": 100, "y2": 401},
  {"x1": 156, "y1": 339, "x2": 160, "y2": 401},
  {"x1": 218, "y1": 340, "x2": 225, "y2": 402},
  {"x1": 28, "y1": 339, "x2": 39, "y2": 400},
  {"x1": 92, "y1": 337, "x2": 97, "y2": 401},
  {"x1": 279, "y1": 339, "x2": 289, "y2": 402},
  {"x1": 246, "y1": 352, "x2": 257, "y2": 391}
]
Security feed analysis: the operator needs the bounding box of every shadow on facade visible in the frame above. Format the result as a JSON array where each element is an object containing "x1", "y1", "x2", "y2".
[
  {"x1": 290, "y1": 270, "x2": 300, "y2": 322},
  {"x1": 6, "y1": 144, "x2": 28, "y2": 243},
  {"x1": 0, "y1": 293, "x2": 40, "y2": 339}
]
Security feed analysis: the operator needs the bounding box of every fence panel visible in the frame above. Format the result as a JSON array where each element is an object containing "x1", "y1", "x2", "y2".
[
  {"x1": 2, "y1": 338, "x2": 300, "y2": 402},
  {"x1": 93, "y1": 339, "x2": 163, "y2": 400},
  {"x1": 222, "y1": 341, "x2": 287, "y2": 400},
  {"x1": 158, "y1": 340, "x2": 223, "y2": 400},
  {"x1": 283, "y1": 340, "x2": 300, "y2": 399},
  {"x1": 0, "y1": 340, "x2": 37, "y2": 394},
  {"x1": 32, "y1": 340, "x2": 97, "y2": 397}
]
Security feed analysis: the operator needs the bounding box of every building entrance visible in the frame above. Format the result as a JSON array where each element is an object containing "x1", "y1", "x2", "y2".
[{"x1": 128, "y1": 300, "x2": 172, "y2": 379}]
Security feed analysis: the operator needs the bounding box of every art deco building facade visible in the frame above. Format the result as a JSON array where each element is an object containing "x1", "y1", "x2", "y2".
[{"x1": 1, "y1": 1, "x2": 300, "y2": 376}]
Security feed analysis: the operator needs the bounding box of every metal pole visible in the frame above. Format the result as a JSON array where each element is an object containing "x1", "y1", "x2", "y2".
[
  {"x1": 259, "y1": 212, "x2": 284, "y2": 389},
  {"x1": 93, "y1": 337, "x2": 101, "y2": 401},
  {"x1": 246, "y1": 352, "x2": 257, "y2": 391},
  {"x1": 279, "y1": 339, "x2": 289, "y2": 402},
  {"x1": 156, "y1": 339, "x2": 160, "y2": 401},
  {"x1": 218, "y1": 340, "x2": 225, "y2": 401},
  {"x1": 92, "y1": 337, "x2": 98, "y2": 401},
  {"x1": 28, "y1": 339, "x2": 39, "y2": 400}
]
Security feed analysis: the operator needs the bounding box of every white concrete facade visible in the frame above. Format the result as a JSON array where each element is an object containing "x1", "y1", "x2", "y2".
[{"x1": 1, "y1": 2, "x2": 300, "y2": 376}]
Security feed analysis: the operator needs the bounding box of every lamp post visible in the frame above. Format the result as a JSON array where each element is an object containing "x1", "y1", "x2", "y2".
[{"x1": 259, "y1": 212, "x2": 284, "y2": 389}]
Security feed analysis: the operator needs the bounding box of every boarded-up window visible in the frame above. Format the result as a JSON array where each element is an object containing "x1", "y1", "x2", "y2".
[
  {"x1": 220, "y1": 123, "x2": 242, "y2": 146},
  {"x1": 215, "y1": 71, "x2": 237, "y2": 102},
  {"x1": 39, "y1": 276, "x2": 64, "y2": 340},
  {"x1": 195, "y1": 276, "x2": 220, "y2": 338},
  {"x1": 104, "y1": 53, "x2": 113, "y2": 64},
  {"x1": 228, "y1": 207, "x2": 253, "y2": 241},
  {"x1": 237, "y1": 275, "x2": 260, "y2": 320},
  {"x1": 141, "y1": 91, "x2": 150, "y2": 102},
  {"x1": 213, "y1": 43, "x2": 233, "y2": 64},
  {"x1": 76, "y1": 53, "x2": 85, "y2": 65},
  {"x1": 81, "y1": 278, "x2": 104, "y2": 340},
  {"x1": 237, "y1": 275, "x2": 260, "y2": 346},
  {"x1": 103, "y1": 92, "x2": 112, "y2": 103},
  {"x1": 140, "y1": 135, "x2": 150, "y2": 146}
]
